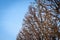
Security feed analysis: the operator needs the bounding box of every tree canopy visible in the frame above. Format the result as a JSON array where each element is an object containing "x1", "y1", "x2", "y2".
[{"x1": 17, "y1": 0, "x2": 60, "y2": 40}]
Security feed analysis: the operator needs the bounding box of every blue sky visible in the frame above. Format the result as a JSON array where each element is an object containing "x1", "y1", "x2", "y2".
[{"x1": 0, "y1": 0, "x2": 33, "y2": 40}]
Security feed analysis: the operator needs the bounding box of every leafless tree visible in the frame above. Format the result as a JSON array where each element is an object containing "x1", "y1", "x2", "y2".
[{"x1": 17, "y1": 0, "x2": 60, "y2": 40}]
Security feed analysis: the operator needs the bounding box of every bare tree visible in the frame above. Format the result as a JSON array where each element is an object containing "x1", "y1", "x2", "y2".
[{"x1": 17, "y1": 0, "x2": 60, "y2": 40}]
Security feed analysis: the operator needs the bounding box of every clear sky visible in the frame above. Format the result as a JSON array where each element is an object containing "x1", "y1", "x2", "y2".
[{"x1": 0, "y1": 0, "x2": 33, "y2": 40}]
